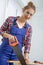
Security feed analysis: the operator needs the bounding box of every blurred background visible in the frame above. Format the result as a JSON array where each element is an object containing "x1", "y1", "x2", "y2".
[{"x1": 0, "y1": 0, "x2": 43, "y2": 62}]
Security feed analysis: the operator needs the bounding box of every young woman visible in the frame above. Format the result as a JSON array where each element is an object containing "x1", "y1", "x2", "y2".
[{"x1": 0, "y1": 1, "x2": 36, "y2": 65}]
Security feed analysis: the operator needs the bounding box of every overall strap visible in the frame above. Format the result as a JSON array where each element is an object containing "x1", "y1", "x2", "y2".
[
  {"x1": 13, "y1": 17, "x2": 17, "y2": 25},
  {"x1": 13, "y1": 16, "x2": 20, "y2": 25}
]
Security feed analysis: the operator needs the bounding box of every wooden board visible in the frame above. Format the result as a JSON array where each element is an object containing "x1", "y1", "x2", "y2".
[{"x1": 7, "y1": 60, "x2": 43, "y2": 65}]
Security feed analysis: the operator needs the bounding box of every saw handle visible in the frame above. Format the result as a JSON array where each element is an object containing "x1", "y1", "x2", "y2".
[{"x1": 9, "y1": 36, "x2": 18, "y2": 47}]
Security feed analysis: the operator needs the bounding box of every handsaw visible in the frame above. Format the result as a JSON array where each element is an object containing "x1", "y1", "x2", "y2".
[{"x1": 9, "y1": 36, "x2": 27, "y2": 65}]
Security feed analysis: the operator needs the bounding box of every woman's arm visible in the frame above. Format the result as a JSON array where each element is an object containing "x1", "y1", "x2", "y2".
[
  {"x1": 0, "y1": 17, "x2": 9, "y2": 36},
  {"x1": 23, "y1": 26, "x2": 32, "y2": 63},
  {"x1": 0, "y1": 16, "x2": 15, "y2": 40}
]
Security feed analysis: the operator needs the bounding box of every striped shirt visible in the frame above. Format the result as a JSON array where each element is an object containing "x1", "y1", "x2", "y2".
[{"x1": 0, "y1": 16, "x2": 32, "y2": 53}]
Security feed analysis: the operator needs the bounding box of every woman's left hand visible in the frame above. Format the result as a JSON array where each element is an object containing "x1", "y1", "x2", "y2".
[
  {"x1": 25, "y1": 58, "x2": 30, "y2": 64},
  {"x1": 24, "y1": 53, "x2": 30, "y2": 64}
]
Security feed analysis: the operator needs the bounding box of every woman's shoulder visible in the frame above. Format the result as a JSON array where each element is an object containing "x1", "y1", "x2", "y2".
[
  {"x1": 7, "y1": 16, "x2": 19, "y2": 23},
  {"x1": 7, "y1": 16, "x2": 15, "y2": 21}
]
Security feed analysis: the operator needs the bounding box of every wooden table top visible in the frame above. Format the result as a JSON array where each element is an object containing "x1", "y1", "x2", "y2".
[{"x1": 7, "y1": 60, "x2": 43, "y2": 65}]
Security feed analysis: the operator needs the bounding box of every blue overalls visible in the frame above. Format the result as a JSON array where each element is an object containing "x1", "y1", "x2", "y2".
[{"x1": 0, "y1": 18, "x2": 30, "y2": 65}]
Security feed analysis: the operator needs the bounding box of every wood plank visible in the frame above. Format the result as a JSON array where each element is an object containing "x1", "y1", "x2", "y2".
[{"x1": 7, "y1": 60, "x2": 41, "y2": 65}]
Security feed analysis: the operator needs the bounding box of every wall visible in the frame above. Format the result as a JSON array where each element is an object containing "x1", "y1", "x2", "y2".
[{"x1": 5, "y1": 0, "x2": 22, "y2": 19}]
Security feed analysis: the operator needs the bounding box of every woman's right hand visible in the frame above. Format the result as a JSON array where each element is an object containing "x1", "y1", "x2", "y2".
[
  {"x1": 3, "y1": 32, "x2": 17, "y2": 42},
  {"x1": 8, "y1": 34, "x2": 17, "y2": 43},
  {"x1": 3, "y1": 32, "x2": 18, "y2": 46}
]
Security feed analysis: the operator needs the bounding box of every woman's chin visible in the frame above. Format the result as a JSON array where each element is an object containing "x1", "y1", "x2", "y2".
[{"x1": 25, "y1": 16, "x2": 30, "y2": 20}]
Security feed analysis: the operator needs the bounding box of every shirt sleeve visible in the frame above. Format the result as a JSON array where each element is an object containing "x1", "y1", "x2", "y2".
[
  {"x1": 0, "y1": 18, "x2": 9, "y2": 36},
  {"x1": 0, "y1": 16, "x2": 19, "y2": 37},
  {"x1": 23, "y1": 26, "x2": 32, "y2": 53}
]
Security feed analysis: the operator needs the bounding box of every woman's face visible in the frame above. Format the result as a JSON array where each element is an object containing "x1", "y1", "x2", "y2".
[{"x1": 22, "y1": 8, "x2": 35, "y2": 20}]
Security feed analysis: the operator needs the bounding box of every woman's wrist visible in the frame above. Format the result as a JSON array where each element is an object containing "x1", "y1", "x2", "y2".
[
  {"x1": 24, "y1": 53, "x2": 29, "y2": 58},
  {"x1": 3, "y1": 33, "x2": 10, "y2": 38}
]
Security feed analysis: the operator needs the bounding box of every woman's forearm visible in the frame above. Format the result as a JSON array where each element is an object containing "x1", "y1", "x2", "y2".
[
  {"x1": 24, "y1": 53, "x2": 29, "y2": 59},
  {"x1": 24, "y1": 53, "x2": 30, "y2": 64},
  {"x1": 3, "y1": 32, "x2": 10, "y2": 38}
]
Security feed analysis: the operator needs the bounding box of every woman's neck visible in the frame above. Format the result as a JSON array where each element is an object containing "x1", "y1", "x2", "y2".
[
  {"x1": 16, "y1": 16, "x2": 27, "y2": 28},
  {"x1": 17, "y1": 16, "x2": 27, "y2": 23}
]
